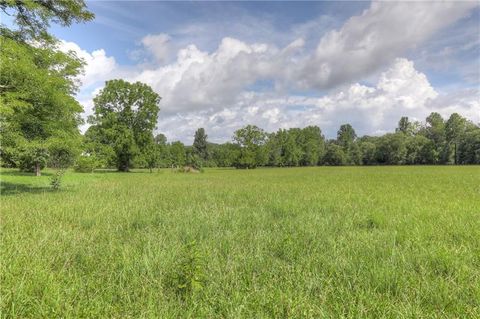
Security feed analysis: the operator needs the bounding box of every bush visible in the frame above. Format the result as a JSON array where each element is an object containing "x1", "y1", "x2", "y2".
[
  {"x1": 48, "y1": 137, "x2": 81, "y2": 169},
  {"x1": 74, "y1": 155, "x2": 99, "y2": 173}
]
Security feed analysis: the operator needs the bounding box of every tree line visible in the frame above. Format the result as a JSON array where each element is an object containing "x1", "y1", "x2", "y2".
[
  {"x1": 74, "y1": 85, "x2": 479, "y2": 171},
  {"x1": 1, "y1": 1, "x2": 479, "y2": 175}
]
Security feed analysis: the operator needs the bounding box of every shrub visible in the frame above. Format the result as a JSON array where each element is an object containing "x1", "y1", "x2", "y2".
[
  {"x1": 74, "y1": 155, "x2": 99, "y2": 173},
  {"x1": 165, "y1": 241, "x2": 205, "y2": 299},
  {"x1": 50, "y1": 170, "x2": 64, "y2": 190}
]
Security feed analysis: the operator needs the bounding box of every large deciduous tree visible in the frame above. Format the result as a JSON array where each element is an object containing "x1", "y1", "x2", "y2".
[
  {"x1": 233, "y1": 125, "x2": 267, "y2": 169},
  {"x1": 88, "y1": 80, "x2": 161, "y2": 171},
  {"x1": 0, "y1": 0, "x2": 93, "y2": 175}
]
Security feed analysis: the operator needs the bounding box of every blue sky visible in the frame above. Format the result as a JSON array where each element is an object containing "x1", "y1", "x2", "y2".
[{"x1": 45, "y1": 1, "x2": 480, "y2": 143}]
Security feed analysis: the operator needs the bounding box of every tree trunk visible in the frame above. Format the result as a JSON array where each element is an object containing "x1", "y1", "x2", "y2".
[
  {"x1": 454, "y1": 143, "x2": 457, "y2": 165},
  {"x1": 35, "y1": 162, "x2": 41, "y2": 176}
]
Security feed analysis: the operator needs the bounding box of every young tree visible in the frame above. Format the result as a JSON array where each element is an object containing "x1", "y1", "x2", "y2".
[{"x1": 88, "y1": 80, "x2": 161, "y2": 171}]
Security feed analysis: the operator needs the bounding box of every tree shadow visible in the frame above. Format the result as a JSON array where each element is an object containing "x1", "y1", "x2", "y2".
[
  {"x1": 0, "y1": 181, "x2": 52, "y2": 196},
  {"x1": 0, "y1": 170, "x2": 53, "y2": 177}
]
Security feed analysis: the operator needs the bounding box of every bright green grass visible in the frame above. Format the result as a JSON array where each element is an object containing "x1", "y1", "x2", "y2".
[{"x1": 1, "y1": 166, "x2": 479, "y2": 318}]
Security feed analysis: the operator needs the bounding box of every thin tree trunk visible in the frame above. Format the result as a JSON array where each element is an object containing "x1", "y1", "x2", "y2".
[
  {"x1": 35, "y1": 162, "x2": 41, "y2": 176},
  {"x1": 454, "y1": 143, "x2": 457, "y2": 165}
]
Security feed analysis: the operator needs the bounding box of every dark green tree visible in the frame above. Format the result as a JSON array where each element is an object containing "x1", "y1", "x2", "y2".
[
  {"x1": 445, "y1": 113, "x2": 469, "y2": 164},
  {"x1": 193, "y1": 128, "x2": 209, "y2": 161},
  {"x1": 323, "y1": 143, "x2": 346, "y2": 166}
]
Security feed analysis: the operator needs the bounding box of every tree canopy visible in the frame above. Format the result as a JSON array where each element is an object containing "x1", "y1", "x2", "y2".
[{"x1": 86, "y1": 80, "x2": 161, "y2": 171}]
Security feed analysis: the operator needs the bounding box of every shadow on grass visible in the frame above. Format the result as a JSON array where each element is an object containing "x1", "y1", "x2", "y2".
[
  {"x1": 0, "y1": 170, "x2": 53, "y2": 177},
  {"x1": 0, "y1": 181, "x2": 53, "y2": 196},
  {"x1": 92, "y1": 169, "x2": 146, "y2": 174}
]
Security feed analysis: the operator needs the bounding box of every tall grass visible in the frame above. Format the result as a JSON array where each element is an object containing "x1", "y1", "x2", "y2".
[{"x1": 1, "y1": 166, "x2": 479, "y2": 318}]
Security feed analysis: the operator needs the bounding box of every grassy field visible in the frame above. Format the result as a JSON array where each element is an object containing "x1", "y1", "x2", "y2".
[{"x1": 1, "y1": 166, "x2": 479, "y2": 318}]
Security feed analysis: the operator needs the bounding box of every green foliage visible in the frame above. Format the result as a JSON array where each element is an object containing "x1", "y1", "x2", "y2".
[
  {"x1": 337, "y1": 123, "x2": 357, "y2": 149},
  {"x1": 0, "y1": 0, "x2": 94, "y2": 43},
  {"x1": 47, "y1": 136, "x2": 81, "y2": 169},
  {"x1": 50, "y1": 170, "x2": 64, "y2": 190},
  {"x1": 458, "y1": 128, "x2": 480, "y2": 164},
  {"x1": 74, "y1": 155, "x2": 100, "y2": 173},
  {"x1": 186, "y1": 153, "x2": 203, "y2": 171},
  {"x1": 17, "y1": 141, "x2": 49, "y2": 175},
  {"x1": 166, "y1": 241, "x2": 206, "y2": 299},
  {"x1": 211, "y1": 142, "x2": 240, "y2": 167},
  {"x1": 233, "y1": 125, "x2": 267, "y2": 169},
  {"x1": 170, "y1": 141, "x2": 186, "y2": 167},
  {"x1": 375, "y1": 133, "x2": 407, "y2": 165},
  {"x1": 323, "y1": 143, "x2": 346, "y2": 165},
  {"x1": 0, "y1": 30, "x2": 84, "y2": 175},
  {"x1": 193, "y1": 128, "x2": 209, "y2": 161},
  {"x1": 87, "y1": 79, "x2": 161, "y2": 171}
]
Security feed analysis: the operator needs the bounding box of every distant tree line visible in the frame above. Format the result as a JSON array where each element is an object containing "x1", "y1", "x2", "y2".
[{"x1": 80, "y1": 111, "x2": 479, "y2": 171}]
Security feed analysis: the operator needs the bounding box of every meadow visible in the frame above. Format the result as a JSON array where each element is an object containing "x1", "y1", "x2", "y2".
[{"x1": 1, "y1": 166, "x2": 479, "y2": 318}]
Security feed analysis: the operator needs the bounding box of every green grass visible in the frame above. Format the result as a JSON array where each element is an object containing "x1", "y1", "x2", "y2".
[{"x1": 1, "y1": 166, "x2": 479, "y2": 318}]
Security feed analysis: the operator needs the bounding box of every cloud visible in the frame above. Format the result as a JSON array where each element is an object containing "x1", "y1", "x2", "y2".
[
  {"x1": 59, "y1": 40, "x2": 118, "y2": 89},
  {"x1": 140, "y1": 33, "x2": 171, "y2": 63},
  {"x1": 296, "y1": 1, "x2": 478, "y2": 89},
  {"x1": 155, "y1": 58, "x2": 479, "y2": 143},
  {"x1": 61, "y1": 1, "x2": 479, "y2": 140},
  {"x1": 131, "y1": 37, "x2": 286, "y2": 113}
]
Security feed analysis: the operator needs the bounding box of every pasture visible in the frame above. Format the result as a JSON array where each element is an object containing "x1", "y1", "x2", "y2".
[{"x1": 1, "y1": 166, "x2": 479, "y2": 318}]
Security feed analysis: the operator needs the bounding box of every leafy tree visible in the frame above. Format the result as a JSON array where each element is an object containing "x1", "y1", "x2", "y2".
[
  {"x1": 323, "y1": 143, "x2": 346, "y2": 166},
  {"x1": 458, "y1": 127, "x2": 480, "y2": 164},
  {"x1": 154, "y1": 133, "x2": 171, "y2": 168},
  {"x1": 233, "y1": 125, "x2": 267, "y2": 169},
  {"x1": 0, "y1": 0, "x2": 94, "y2": 43},
  {"x1": 337, "y1": 124, "x2": 357, "y2": 149},
  {"x1": 375, "y1": 133, "x2": 407, "y2": 165},
  {"x1": 445, "y1": 113, "x2": 469, "y2": 164},
  {"x1": 0, "y1": 0, "x2": 92, "y2": 175},
  {"x1": 405, "y1": 135, "x2": 435, "y2": 164},
  {"x1": 144, "y1": 143, "x2": 159, "y2": 173},
  {"x1": 396, "y1": 116, "x2": 419, "y2": 136},
  {"x1": 300, "y1": 126, "x2": 325, "y2": 166},
  {"x1": 422, "y1": 112, "x2": 447, "y2": 163},
  {"x1": 170, "y1": 141, "x2": 186, "y2": 167},
  {"x1": 359, "y1": 140, "x2": 377, "y2": 165},
  {"x1": 193, "y1": 128, "x2": 209, "y2": 161},
  {"x1": 88, "y1": 80, "x2": 161, "y2": 171},
  {"x1": 211, "y1": 143, "x2": 240, "y2": 167},
  {"x1": 17, "y1": 141, "x2": 49, "y2": 176},
  {"x1": 283, "y1": 129, "x2": 302, "y2": 166},
  {"x1": 0, "y1": 35, "x2": 84, "y2": 175}
]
